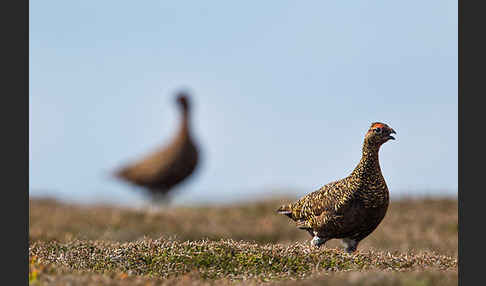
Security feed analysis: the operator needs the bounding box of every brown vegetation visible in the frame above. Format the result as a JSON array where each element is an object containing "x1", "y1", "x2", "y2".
[{"x1": 29, "y1": 196, "x2": 457, "y2": 285}]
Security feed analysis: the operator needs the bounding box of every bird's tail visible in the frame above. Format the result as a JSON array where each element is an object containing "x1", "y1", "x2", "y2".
[
  {"x1": 277, "y1": 204, "x2": 293, "y2": 218},
  {"x1": 114, "y1": 165, "x2": 134, "y2": 181}
]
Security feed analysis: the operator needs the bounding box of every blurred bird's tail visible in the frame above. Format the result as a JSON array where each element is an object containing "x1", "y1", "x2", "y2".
[
  {"x1": 277, "y1": 204, "x2": 293, "y2": 218},
  {"x1": 114, "y1": 167, "x2": 128, "y2": 179}
]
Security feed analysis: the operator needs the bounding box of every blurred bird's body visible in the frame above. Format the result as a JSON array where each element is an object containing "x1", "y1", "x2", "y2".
[
  {"x1": 278, "y1": 122, "x2": 396, "y2": 253},
  {"x1": 115, "y1": 92, "x2": 199, "y2": 204}
]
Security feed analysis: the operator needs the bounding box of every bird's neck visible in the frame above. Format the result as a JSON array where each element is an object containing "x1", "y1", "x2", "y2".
[
  {"x1": 179, "y1": 110, "x2": 191, "y2": 137},
  {"x1": 350, "y1": 140, "x2": 382, "y2": 180}
]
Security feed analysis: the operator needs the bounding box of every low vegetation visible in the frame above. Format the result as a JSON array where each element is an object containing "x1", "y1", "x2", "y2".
[{"x1": 29, "y1": 196, "x2": 457, "y2": 285}]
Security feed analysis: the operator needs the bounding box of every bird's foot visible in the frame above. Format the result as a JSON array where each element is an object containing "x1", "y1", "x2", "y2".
[
  {"x1": 310, "y1": 236, "x2": 327, "y2": 248},
  {"x1": 341, "y1": 238, "x2": 359, "y2": 253}
]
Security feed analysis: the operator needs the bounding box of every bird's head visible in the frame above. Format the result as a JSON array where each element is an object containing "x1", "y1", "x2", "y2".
[
  {"x1": 364, "y1": 122, "x2": 396, "y2": 146},
  {"x1": 176, "y1": 92, "x2": 191, "y2": 112}
]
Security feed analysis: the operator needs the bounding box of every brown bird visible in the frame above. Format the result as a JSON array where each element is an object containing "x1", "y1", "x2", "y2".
[
  {"x1": 115, "y1": 92, "x2": 199, "y2": 203},
  {"x1": 277, "y1": 122, "x2": 396, "y2": 253}
]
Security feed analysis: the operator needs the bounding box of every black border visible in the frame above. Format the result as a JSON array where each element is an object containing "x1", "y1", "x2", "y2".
[
  {"x1": 458, "y1": 0, "x2": 482, "y2": 285},
  {"x1": 2, "y1": 0, "x2": 29, "y2": 283}
]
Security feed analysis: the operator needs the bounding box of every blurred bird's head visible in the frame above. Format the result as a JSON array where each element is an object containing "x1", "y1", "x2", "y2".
[
  {"x1": 364, "y1": 122, "x2": 396, "y2": 146},
  {"x1": 176, "y1": 92, "x2": 191, "y2": 112}
]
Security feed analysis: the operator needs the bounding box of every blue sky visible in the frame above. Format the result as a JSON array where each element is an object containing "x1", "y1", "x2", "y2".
[{"x1": 29, "y1": 1, "x2": 457, "y2": 206}]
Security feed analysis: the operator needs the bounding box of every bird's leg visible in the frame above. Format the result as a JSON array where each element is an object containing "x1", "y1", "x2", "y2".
[
  {"x1": 341, "y1": 238, "x2": 359, "y2": 253},
  {"x1": 151, "y1": 191, "x2": 172, "y2": 205},
  {"x1": 144, "y1": 192, "x2": 171, "y2": 214},
  {"x1": 146, "y1": 204, "x2": 160, "y2": 214},
  {"x1": 310, "y1": 235, "x2": 327, "y2": 248}
]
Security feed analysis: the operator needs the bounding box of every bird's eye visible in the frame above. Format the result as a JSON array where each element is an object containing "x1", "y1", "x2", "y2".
[{"x1": 374, "y1": 127, "x2": 382, "y2": 133}]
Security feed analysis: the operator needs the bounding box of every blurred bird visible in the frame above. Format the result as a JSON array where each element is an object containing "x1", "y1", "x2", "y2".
[
  {"x1": 277, "y1": 122, "x2": 396, "y2": 253},
  {"x1": 115, "y1": 91, "x2": 199, "y2": 203}
]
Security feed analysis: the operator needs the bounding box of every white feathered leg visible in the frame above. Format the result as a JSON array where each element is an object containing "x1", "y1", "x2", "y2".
[{"x1": 311, "y1": 236, "x2": 327, "y2": 247}]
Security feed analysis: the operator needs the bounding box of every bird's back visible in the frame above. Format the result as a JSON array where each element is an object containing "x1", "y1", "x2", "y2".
[
  {"x1": 116, "y1": 132, "x2": 198, "y2": 192},
  {"x1": 282, "y1": 180, "x2": 342, "y2": 220}
]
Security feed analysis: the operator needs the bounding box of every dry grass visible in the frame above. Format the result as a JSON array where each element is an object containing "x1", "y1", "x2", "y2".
[
  {"x1": 29, "y1": 196, "x2": 457, "y2": 285},
  {"x1": 29, "y1": 196, "x2": 458, "y2": 255}
]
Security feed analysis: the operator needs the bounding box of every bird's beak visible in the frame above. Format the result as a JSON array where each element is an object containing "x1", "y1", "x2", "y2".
[{"x1": 388, "y1": 128, "x2": 396, "y2": 140}]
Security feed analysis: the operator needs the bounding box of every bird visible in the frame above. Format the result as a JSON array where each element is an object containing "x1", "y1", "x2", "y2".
[
  {"x1": 277, "y1": 122, "x2": 396, "y2": 253},
  {"x1": 115, "y1": 91, "x2": 199, "y2": 203}
]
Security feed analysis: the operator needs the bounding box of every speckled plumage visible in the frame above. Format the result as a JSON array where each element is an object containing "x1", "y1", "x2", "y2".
[
  {"x1": 277, "y1": 122, "x2": 396, "y2": 253},
  {"x1": 115, "y1": 92, "x2": 199, "y2": 202}
]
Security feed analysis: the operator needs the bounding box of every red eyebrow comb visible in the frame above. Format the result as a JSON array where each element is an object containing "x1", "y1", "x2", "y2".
[{"x1": 371, "y1": 123, "x2": 385, "y2": 129}]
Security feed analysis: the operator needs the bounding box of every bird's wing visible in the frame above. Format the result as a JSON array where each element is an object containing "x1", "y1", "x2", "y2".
[
  {"x1": 116, "y1": 142, "x2": 181, "y2": 185},
  {"x1": 287, "y1": 179, "x2": 356, "y2": 229}
]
